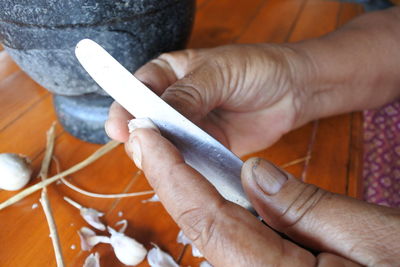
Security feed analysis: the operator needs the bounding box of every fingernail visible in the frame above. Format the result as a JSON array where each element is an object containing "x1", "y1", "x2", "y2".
[
  {"x1": 104, "y1": 119, "x2": 111, "y2": 137},
  {"x1": 128, "y1": 118, "x2": 160, "y2": 134},
  {"x1": 129, "y1": 134, "x2": 142, "y2": 169},
  {"x1": 252, "y1": 159, "x2": 287, "y2": 195}
]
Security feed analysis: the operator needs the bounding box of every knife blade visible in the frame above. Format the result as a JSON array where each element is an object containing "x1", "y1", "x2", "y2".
[{"x1": 75, "y1": 39, "x2": 254, "y2": 212}]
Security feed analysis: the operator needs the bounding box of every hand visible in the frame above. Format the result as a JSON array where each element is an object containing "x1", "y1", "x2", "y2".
[
  {"x1": 106, "y1": 44, "x2": 312, "y2": 156},
  {"x1": 107, "y1": 7, "x2": 400, "y2": 152},
  {"x1": 126, "y1": 120, "x2": 400, "y2": 267}
]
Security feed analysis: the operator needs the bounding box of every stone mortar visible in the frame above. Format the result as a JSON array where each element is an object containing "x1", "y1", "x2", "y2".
[{"x1": 0, "y1": 0, "x2": 195, "y2": 143}]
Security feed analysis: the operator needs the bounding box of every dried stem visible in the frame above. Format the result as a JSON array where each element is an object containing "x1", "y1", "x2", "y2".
[
  {"x1": 280, "y1": 156, "x2": 311, "y2": 169},
  {"x1": 0, "y1": 140, "x2": 120, "y2": 210},
  {"x1": 61, "y1": 177, "x2": 154, "y2": 198},
  {"x1": 39, "y1": 122, "x2": 56, "y2": 181},
  {"x1": 52, "y1": 156, "x2": 154, "y2": 199},
  {"x1": 40, "y1": 196, "x2": 64, "y2": 266},
  {"x1": 63, "y1": 196, "x2": 83, "y2": 210},
  {"x1": 39, "y1": 122, "x2": 65, "y2": 267}
]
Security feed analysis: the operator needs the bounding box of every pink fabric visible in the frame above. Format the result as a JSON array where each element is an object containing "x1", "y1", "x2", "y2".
[{"x1": 363, "y1": 101, "x2": 400, "y2": 208}]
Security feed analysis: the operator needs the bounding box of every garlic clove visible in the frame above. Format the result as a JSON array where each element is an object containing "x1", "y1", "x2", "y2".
[
  {"x1": 108, "y1": 226, "x2": 147, "y2": 266},
  {"x1": 128, "y1": 118, "x2": 160, "y2": 134},
  {"x1": 147, "y1": 244, "x2": 179, "y2": 267},
  {"x1": 78, "y1": 227, "x2": 110, "y2": 251},
  {"x1": 177, "y1": 230, "x2": 203, "y2": 258},
  {"x1": 83, "y1": 252, "x2": 101, "y2": 267},
  {"x1": 0, "y1": 153, "x2": 32, "y2": 191}
]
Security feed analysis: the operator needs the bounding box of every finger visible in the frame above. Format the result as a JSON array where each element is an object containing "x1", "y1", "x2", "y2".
[
  {"x1": 137, "y1": 49, "x2": 230, "y2": 146},
  {"x1": 136, "y1": 49, "x2": 220, "y2": 123},
  {"x1": 107, "y1": 49, "x2": 214, "y2": 143},
  {"x1": 134, "y1": 50, "x2": 193, "y2": 95},
  {"x1": 105, "y1": 101, "x2": 133, "y2": 142},
  {"x1": 126, "y1": 123, "x2": 317, "y2": 266},
  {"x1": 157, "y1": 57, "x2": 232, "y2": 147},
  {"x1": 241, "y1": 158, "x2": 400, "y2": 266},
  {"x1": 160, "y1": 64, "x2": 223, "y2": 124}
]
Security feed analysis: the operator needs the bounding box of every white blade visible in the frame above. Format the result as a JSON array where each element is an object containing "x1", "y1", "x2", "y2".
[{"x1": 75, "y1": 39, "x2": 253, "y2": 212}]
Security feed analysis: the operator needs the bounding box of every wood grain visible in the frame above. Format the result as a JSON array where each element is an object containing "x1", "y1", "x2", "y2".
[
  {"x1": 0, "y1": 1, "x2": 364, "y2": 266},
  {"x1": 237, "y1": 0, "x2": 307, "y2": 44},
  {"x1": 188, "y1": 0, "x2": 267, "y2": 48},
  {"x1": 0, "y1": 72, "x2": 49, "y2": 131}
]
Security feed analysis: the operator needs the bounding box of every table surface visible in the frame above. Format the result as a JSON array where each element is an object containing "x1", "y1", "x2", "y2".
[{"x1": 0, "y1": 0, "x2": 364, "y2": 266}]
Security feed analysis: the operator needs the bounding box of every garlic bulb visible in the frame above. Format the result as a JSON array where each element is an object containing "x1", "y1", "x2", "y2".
[
  {"x1": 108, "y1": 226, "x2": 147, "y2": 266},
  {"x1": 0, "y1": 153, "x2": 32, "y2": 191}
]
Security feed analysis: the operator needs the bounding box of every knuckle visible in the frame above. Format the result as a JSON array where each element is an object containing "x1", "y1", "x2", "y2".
[
  {"x1": 165, "y1": 84, "x2": 203, "y2": 105},
  {"x1": 280, "y1": 183, "x2": 330, "y2": 231},
  {"x1": 158, "y1": 49, "x2": 198, "y2": 77},
  {"x1": 177, "y1": 199, "x2": 225, "y2": 252},
  {"x1": 163, "y1": 84, "x2": 208, "y2": 120}
]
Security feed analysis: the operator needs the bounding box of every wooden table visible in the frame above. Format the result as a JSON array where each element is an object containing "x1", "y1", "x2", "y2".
[{"x1": 0, "y1": 0, "x2": 364, "y2": 266}]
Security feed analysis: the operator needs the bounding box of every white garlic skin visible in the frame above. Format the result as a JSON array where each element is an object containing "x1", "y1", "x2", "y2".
[
  {"x1": 147, "y1": 245, "x2": 179, "y2": 267},
  {"x1": 0, "y1": 153, "x2": 32, "y2": 191}
]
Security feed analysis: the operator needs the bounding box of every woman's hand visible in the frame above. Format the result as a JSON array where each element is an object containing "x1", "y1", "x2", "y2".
[
  {"x1": 106, "y1": 44, "x2": 313, "y2": 156},
  {"x1": 126, "y1": 122, "x2": 400, "y2": 266}
]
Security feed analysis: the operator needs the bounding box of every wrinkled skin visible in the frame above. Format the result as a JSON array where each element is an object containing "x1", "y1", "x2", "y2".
[
  {"x1": 106, "y1": 7, "x2": 400, "y2": 267},
  {"x1": 106, "y1": 44, "x2": 310, "y2": 156}
]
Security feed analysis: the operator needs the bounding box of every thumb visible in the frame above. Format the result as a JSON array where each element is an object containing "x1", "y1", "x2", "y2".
[{"x1": 241, "y1": 158, "x2": 400, "y2": 266}]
